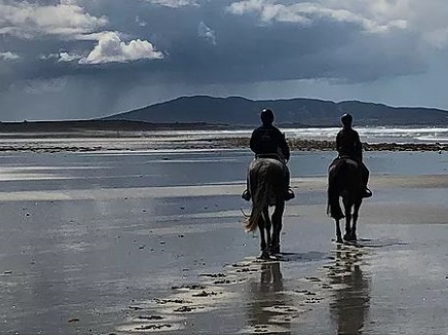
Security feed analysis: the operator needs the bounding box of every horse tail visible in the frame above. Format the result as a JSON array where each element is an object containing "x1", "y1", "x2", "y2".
[
  {"x1": 327, "y1": 162, "x2": 345, "y2": 220},
  {"x1": 244, "y1": 169, "x2": 270, "y2": 232}
]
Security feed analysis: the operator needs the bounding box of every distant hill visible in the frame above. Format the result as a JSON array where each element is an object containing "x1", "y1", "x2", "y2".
[{"x1": 104, "y1": 96, "x2": 448, "y2": 127}]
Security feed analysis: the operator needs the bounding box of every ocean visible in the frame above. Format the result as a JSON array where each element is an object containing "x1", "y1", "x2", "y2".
[{"x1": 139, "y1": 126, "x2": 448, "y2": 144}]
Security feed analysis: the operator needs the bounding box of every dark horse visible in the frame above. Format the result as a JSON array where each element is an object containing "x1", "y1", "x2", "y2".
[
  {"x1": 244, "y1": 157, "x2": 286, "y2": 259},
  {"x1": 327, "y1": 157, "x2": 363, "y2": 243}
]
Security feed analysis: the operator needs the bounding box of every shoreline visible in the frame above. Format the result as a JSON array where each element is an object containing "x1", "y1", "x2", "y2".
[
  {"x1": 220, "y1": 137, "x2": 448, "y2": 152},
  {"x1": 0, "y1": 136, "x2": 447, "y2": 153}
]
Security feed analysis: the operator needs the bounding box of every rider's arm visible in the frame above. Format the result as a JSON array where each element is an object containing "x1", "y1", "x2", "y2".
[
  {"x1": 277, "y1": 130, "x2": 290, "y2": 161},
  {"x1": 336, "y1": 131, "x2": 342, "y2": 153},
  {"x1": 353, "y1": 131, "x2": 363, "y2": 158},
  {"x1": 249, "y1": 129, "x2": 259, "y2": 154}
]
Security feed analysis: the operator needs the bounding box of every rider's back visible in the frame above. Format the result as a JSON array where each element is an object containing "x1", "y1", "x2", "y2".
[
  {"x1": 336, "y1": 128, "x2": 362, "y2": 160},
  {"x1": 250, "y1": 124, "x2": 290, "y2": 161}
]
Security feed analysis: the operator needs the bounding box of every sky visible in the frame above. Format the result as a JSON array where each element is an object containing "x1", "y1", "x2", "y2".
[{"x1": 1, "y1": 0, "x2": 448, "y2": 121}]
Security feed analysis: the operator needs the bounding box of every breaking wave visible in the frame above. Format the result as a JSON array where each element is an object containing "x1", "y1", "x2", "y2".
[{"x1": 147, "y1": 127, "x2": 448, "y2": 144}]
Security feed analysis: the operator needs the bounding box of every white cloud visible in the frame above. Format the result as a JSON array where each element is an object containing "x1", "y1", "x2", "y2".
[
  {"x1": 0, "y1": 0, "x2": 108, "y2": 38},
  {"x1": 330, "y1": 0, "x2": 448, "y2": 47},
  {"x1": 227, "y1": 0, "x2": 448, "y2": 48},
  {"x1": 0, "y1": 51, "x2": 19, "y2": 60},
  {"x1": 39, "y1": 52, "x2": 81, "y2": 62},
  {"x1": 59, "y1": 52, "x2": 82, "y2": 62},
  {"x1": 147, "y1": 0, "x2": 199, "y2": 8},
  {"x1": 228, "y1": 0, "x2": 310, "y2": 24},
  {"x1": 227, "y1": 0, "x2": 406, "y2": 33},
  {"x1": 198, "y1": 21, "x2": 216, "y2": 45},
  {"x1": 39, "y1": 53, "x2": 59, "y2": 61},
  {"x1": 79, "y1": 31, "x2": 164, "y2": 65}
]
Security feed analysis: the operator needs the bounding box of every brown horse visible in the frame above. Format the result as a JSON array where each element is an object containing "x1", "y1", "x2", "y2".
[
  {"x1": 327, "y1": 157, "x2": 363, "y2": 243},
  {"x1": 244, "y1": 158, "x2": 286, "y2": 259}
]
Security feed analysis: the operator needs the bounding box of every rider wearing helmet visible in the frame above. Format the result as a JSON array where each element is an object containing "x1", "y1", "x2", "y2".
[
  {"x1": 336, "y1": 113, "x2": 372, "y2": 198},
  {"x1": 242, "y1": 108, "x2": 295, "y2": 201}
]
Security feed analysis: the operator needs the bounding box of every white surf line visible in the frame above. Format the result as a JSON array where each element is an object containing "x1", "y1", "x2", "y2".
[{"x1": 0, "y1": 173, "x2": 71, "y2": 181}]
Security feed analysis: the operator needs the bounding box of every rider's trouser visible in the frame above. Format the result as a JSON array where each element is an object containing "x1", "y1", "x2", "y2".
[{"x1": 360, "y1": 161, "x2": 369, "y2": 188}]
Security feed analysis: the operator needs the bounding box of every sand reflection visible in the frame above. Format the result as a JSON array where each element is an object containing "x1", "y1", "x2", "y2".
[
  {"x1": 329, "y1": 244, "x2": 371, "y2": 335},
  {"x1": 242, "y1": 261, "x2": 293, "y2": 334}
]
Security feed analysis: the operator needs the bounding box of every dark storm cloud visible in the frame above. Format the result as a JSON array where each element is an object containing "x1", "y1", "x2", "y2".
[
  {"x1": 69, "y1": 0, "x2": 424, "y2": 84},
  {"x1": 2, "y1": 0, "x2": 424, "y2": 84},
  {"x1": 0, "y1": 0, "x2": 446, "y2": 119}
]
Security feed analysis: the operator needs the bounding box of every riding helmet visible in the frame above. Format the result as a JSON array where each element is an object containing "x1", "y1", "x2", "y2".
[
  {"x1": 340, "y1": 113, "x2": 353, "y2": 126},
  {"x1": 260, "y1": 108, "x2": 274, "y2": 124}
]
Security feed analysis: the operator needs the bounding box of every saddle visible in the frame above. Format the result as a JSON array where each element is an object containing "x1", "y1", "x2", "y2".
[
  {"x1": 256, "y1": 148, "x2": 287, "y2": 164},
  {"x1": 255, "y1": 153, "x2": 287, "y2": 172},
  {"x1": 256, "y1": 153, "x2": 283, "y2": 161},
  {"x1": 336, "y1": 155, "x2": 359, "y2": 168}
]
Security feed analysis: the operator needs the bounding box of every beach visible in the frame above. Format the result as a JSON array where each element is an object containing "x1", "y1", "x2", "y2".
[
  {"x1": 2, "y1": 126, "x2": 448, "y2": 153},
  {"x1": 0, "y1": 139, "x2": 448, "y2": 334}
]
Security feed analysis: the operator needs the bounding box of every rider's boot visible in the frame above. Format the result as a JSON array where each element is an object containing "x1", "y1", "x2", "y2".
[
  {"x1": 242, "y1": 189, "x2": 251, "y2": 201},
  {"x1": 285, "y1": 188, "x2": 295, "y2": 201},
  {"x1": 362, "y1": 186, "x2": 372, "y2": 198}
]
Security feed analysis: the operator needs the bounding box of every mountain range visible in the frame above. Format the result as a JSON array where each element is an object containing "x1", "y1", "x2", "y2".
[{"x1": 104, "y1": 96, "x2": 448, "y2": 127}]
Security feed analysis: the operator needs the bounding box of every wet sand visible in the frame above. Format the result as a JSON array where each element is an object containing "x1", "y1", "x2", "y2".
[{"x1": 0, "y1": 149, "x2": 448, "y2": 334}]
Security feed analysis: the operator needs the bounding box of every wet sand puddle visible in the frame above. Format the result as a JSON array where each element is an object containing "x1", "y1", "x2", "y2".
[
  {"x1": 115, "y1": 260, "x2": 260, "y2": 333},
  {"x1": 114, "y1": 242, "x2": 374, "y2": 334}
]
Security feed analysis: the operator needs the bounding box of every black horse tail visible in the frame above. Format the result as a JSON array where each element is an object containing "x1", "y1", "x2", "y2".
[
  {"x1": 245, "y1": 168, "x2": 269, "y2": 232},
  {"x1": 327, "y1": 163, "x2": 345, "y2": 220}
]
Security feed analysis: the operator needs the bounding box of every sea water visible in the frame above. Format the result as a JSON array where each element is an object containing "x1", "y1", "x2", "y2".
[{"x1": 137, "y1": 126, "x2": 448, "y2": 144}]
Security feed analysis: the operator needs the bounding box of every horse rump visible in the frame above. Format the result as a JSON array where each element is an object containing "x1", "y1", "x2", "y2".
[
  {"x1": 244, "y1": 158, "x2": 284, "y2": 232},
  {"x1": 327, "y1": 159, "x2": 345, "y2": 220}
]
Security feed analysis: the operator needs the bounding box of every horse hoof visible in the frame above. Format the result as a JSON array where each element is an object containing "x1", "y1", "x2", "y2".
[
  {"x1": 336, "y1": 237, "x2": 343, "y2": 244},
  {"x1": 344, "y1": 233, "x2": 357, "y2": 241},
  {"x1": 269, "y1": 246, "x2": 280, "y2": 254},
  {"x1": 258, "y1": 251, "x2": 270, "y2": 260}
]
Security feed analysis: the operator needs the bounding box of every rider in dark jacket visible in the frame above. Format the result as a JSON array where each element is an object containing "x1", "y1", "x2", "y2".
[
  {"x1": 242, "y1": 109, "x2": 295, "y2": 201},
  {"x1": 336, "y1": 113, "x2": 372, "y2": 198}
]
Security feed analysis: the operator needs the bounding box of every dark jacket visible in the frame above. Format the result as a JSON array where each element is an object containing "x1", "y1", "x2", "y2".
[
  {"x1": 336, "y1": 127, "x2": 363, "y2": 160},
  {"x1": 250, "y1": 124, "x2": 290, "y2": 161}
]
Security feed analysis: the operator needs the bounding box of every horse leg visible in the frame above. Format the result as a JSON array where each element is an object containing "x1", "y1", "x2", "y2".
[
  {"x1": 342, "y1": 199, "x2": 353, "y2": 241},
  {"x1": 257, "y1": 220, "x2": 268, "y2": 259},
  {"x1": 258, "y1": 210, "x2": 270, "y2": 259},
  {"x1": 264, "y1": 208, "x2": 272, "y2": 258},
  {"x1": 270, "y1": 202, "x2": 285, "y2": 254},
  {"x1": 351, "y1": 200, "x2": 362, "y2": 240},
  {"x1": 335, "y1": 219, "x2": 343, "y2": 243}
]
